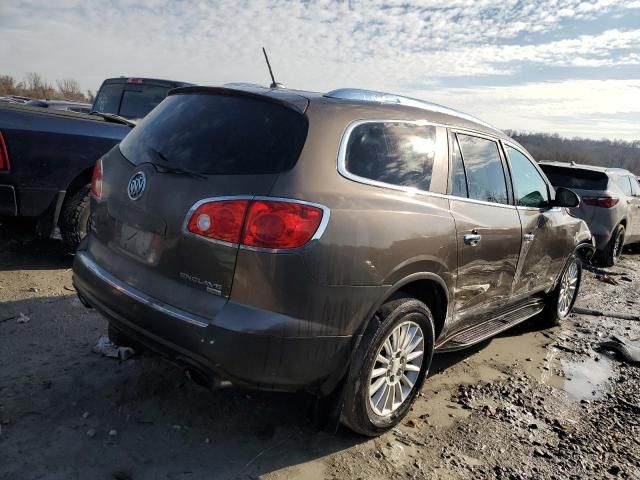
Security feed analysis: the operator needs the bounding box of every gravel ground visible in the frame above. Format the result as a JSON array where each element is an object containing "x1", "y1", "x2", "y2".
[{"x1": 1, "y1": 222, "x2": 639, "y2": 480}]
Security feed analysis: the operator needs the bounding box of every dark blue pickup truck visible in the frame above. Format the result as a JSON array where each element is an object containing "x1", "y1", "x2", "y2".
[{"x1": 0, "y1": 77, "x2": 190, "y2": 251}]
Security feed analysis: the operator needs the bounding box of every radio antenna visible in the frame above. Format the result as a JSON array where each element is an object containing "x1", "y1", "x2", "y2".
[{"x1": 262, "y1": 47, "x2": 284, "y2": 89}]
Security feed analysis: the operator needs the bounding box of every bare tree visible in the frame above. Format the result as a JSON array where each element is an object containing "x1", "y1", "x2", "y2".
[{"x1": 56, "y1": 78, "x2": 84, "y2": 101}]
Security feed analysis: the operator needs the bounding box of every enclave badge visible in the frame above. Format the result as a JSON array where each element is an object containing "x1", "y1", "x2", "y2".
[{"x1": 127, "y1": 172, "x2": 146, "y2": 200}]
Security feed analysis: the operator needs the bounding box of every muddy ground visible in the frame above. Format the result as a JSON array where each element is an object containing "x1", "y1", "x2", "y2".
[{"x1": 1, "y1": 222, "x2": 639, "y2": 480}]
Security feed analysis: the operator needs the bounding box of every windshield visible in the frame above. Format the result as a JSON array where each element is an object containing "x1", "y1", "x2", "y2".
[
  {"x1": 119, "y1": 93, "x2": 308, "y2": 175},
  {"x1": 93, "y1": 83, "x2": 171, "y2": 119}
]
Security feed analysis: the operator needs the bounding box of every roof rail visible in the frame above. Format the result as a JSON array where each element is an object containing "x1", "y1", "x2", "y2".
[
  {"x1": 324, "y1": 88, "x2": 497, "y2": 131},
  {"x1": 223, "y1": 82, "x2": 268, "y2": 89}
]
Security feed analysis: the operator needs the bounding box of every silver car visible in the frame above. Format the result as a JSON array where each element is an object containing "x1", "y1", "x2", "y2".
[{"x1": 540, "y1": 162, "x2": 640, "y2": 266}]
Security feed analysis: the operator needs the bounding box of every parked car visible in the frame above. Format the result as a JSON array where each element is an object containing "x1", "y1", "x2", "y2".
[
  {"x1": 72, "y1": 86, "x2": 594, "y2": 436},
  {"x1": 539, "y1": 162, "x2": 640, "y2": 266},
  {"x1": 92, "y1": 77, "x2": 192, "y2": 120},
  {"x1": 25, "y1": 99, "x2": 92, "y2": 114},
  {"x1": 0, "y1": 77, "x2": 190, "y2": 251}
]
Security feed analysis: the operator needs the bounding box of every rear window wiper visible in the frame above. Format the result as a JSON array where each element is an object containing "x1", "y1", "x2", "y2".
[
  {"x1": 148, "y1": 148, "x2": 207, "y2": 179},
  {"x1": 89, "y1": 111, "x2": 137, "y2": 127}
]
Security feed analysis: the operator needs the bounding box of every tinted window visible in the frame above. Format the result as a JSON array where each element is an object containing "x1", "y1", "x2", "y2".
[
  {"x1": 119, "y1": 87, "x2": 170, "y2": 119},
  {"x1": 539, "y1": 165, "x2": 608, "y2": 190},
  {"x1": 345, "y1": 122, "x2": 437, "y2": 191},
  {"x1": 450, "y1": 135, "x2": 467, "y2": 197},
  {"x1": 456, "y1": 134, "x2": 508, "y2": 204},
  {"x1": 612, "y1": 176, "x2": 633, "y2": 196},
  {"x1": 506, "y1": 146, "x2": 549, "y2": 208},
  {"x1": 630, "y1": 177, "x2": 640, "y2": 196},
  {"x1": 93, "y1": 84, "x2": 171, "y2": 119},
  {"x1": 119, "y1": 93, "x2": 308, "y2": 175}
]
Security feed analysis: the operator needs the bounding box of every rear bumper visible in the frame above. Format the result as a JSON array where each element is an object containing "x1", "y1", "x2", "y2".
[{"x1": 72, "y1": 251, "x2": 353, "y2": 393}]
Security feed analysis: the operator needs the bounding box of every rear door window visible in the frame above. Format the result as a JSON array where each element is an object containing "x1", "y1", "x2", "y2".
[
  {"x1": 612, "y1": 175, "x2": 633, "y2": 196},
  {"x1": 345, "y1": 122, "x2": 437, "y2": 191},
  {"x1": 505, "y1": 146, "x2": 549, "y2": 208},
  {"x1": 119, "y1": 93, "x2": 309, "y2": 175},
  {"x1": 455, "y1": 134, "x2": 509, "y2": 205}
]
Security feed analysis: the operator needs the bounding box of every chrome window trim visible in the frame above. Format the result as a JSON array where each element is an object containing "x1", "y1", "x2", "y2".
[
  {"x1": 181, "y1": 195, "x2": 331, "y2": 254},
  {"x1": 337, "y1": 119, "x2": 520, "y2": 209},
  {"x1": 77, "y1": 253, "x2": 209, "y2": 328},
  {"x1": 337, "y1": 118, "x2": 443, "y2": 196}
]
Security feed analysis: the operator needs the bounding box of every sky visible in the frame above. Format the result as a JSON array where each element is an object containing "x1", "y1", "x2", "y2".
[{"x1": 1, "y1": 0, "x2": 640, "y2": 140}]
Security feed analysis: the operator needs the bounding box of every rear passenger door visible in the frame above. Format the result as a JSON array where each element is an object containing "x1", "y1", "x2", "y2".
[{"x1": 448, "y1": 132, "x2": 522, "y2": 330}]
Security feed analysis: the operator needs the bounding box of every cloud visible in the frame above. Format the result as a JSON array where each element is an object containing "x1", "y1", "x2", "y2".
[{"x1": 0, "y1": 0, "x2": 639, "y2": 139}]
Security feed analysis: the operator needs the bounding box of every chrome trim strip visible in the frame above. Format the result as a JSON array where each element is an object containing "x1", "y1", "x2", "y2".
[
  {"x1": 181, "y1": 195, "x2": 331, "y2": 254},
  {"x1": 336, "y1": 119, "x2": 519, "y2": 210},
  {"x1": 77, "y1": 253, "x2": 208, "y2": 328}
]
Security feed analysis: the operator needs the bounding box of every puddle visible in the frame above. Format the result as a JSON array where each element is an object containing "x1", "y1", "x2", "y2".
[{"x1": 559, "y1": 355, "x2": 615, "y2": 401}]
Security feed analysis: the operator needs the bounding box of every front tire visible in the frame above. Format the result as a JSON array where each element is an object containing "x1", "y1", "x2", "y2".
[
  {"x1": 542, "y1": 254, "x2": 582, "y2": 328},
  {"x1": 60, "y1": 185, "x2": 91, "y2": 253},
  {"x1": 341, "y1": 296, "x2": 435, "y2": 436}
]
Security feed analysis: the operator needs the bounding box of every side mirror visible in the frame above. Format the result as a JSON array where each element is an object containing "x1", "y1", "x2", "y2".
[{"x1": 553, "y1": 187, "x2": 580, "y2": 208}]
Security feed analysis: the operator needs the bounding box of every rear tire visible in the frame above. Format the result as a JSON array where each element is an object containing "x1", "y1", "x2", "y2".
[
  {"x1": 599, "y1": 224, "x2": 625, "y2": 267},
  {"x1": 341, "y1": 296, "x2": 435, "y2": 436},
  {"x1": 60, "y1": 185, "x2": 91, "y2": 253},
  {"x1": 541, "y1": 254, "x2": 582, "y2": 328}
]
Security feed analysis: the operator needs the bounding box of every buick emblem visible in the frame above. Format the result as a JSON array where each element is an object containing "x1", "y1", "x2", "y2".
[{"x1": 127, "y1": 172, "x2": 146, "y2": 200}]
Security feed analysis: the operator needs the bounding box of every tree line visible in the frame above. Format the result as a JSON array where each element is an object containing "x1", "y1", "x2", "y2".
[
  {"x1": 506, "y1": 131, "x2": 640, "y2": 175},
  {"x1": 0, "y1": 72, "x2": 94, "y2": 103}
]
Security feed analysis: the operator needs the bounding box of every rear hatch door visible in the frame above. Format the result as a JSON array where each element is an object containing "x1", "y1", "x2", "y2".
[
  {"x1": 540, "y1": 165, "x2": 609, "y2": 223},
  {"x1": 89, "y1": 88, "x2": 309, "y2": 318}
]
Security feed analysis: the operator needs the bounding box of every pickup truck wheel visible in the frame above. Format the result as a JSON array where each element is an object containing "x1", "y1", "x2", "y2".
[
  {"x1": 599, "y1": 224, "x2": 625, "y2": 267},
  {"x1": 341, "y1": 296, "x2": 435, "y2": 436},
  {"x1": 542, "y1": 254, "x2": 582, "y2": 328},
  {"x1": 60, "y1": 185, "x2": 90, "y2": 253}
]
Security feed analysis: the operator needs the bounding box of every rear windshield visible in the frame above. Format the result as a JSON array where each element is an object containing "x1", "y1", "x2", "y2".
[
  {"x1": 93, "y1": 84, "x2": 171, "y2": 119},
  {"x1": 119, "y1": 93, "x2": 309, "y2": 175},
  {"x1": 539, "y1": 165, "x2": 608, "y2": 190}
]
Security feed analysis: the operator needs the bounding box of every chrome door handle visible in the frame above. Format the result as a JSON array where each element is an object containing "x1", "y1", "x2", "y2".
[
  {"x1": 524, "y1": 233, "x2": 535, "y2": 242},
  {"x1": 464, "y1": 233, "x2": 482, "y2": 246}
]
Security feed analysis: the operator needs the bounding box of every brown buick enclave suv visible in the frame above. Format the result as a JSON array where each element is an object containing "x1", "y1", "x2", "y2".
[{"x1": 73, "y1": 86, "x2": 594, "y2": 435}]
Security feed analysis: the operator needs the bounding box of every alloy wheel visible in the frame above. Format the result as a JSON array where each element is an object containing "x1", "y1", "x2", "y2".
[
  {"x1": 558, "y1": 260, "x2": 579, "y2": 317},
  {"x1": 368, "y1": 321, "x2": 424, "y2": 416}
]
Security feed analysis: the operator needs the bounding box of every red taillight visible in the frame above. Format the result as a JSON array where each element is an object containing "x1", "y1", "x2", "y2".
[
  {"x1": 186, "y1": 199, "x2": 325, "y2": 250},
  {"x1": 582, "y1": 196, "x2": 619, "y2": 208},
  {"x1": 90, "y1": 159, "x2": 103, "y2": 199},
  {"x1": 242, "y1": 200, "x2": 324, "y2": 249},
  {"x1": 0, "y1": 131, "x2": 10, "y2": 171},
  {"x1": 187, "y1": 200, "x2": 249, "y2": 244},
  {"x1": 127, "y1": 78, "x2": 144, "y2": 84}
]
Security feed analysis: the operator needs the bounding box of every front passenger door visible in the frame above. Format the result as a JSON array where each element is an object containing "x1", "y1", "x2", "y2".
[{"x1": 505, "y1": 145, "x2": 571, "y2": 296}]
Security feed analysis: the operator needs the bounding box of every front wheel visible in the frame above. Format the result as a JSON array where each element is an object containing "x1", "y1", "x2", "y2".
[
  {"x1": 541, "y1": 255, "x2": 582, "y2": 328},
  {"x1": 341, "y1": 296, "x2": 435, "y2": 436}
]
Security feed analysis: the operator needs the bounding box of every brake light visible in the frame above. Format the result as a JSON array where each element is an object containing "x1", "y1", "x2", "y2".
[
  {"x1": 186, "y1": 199, "x2": 325, "y2": 249},
  {"x1": 242, "y1": 200, "x2": 324, "y2": 249},
  {"x1": 90, "y1": 159, "x2": 103, "y2": 199},
  {"x1": 187, "y1": 200, "x2": 249, "y2": 243},
  {"x1": 127, "y1": 78, "x2": 144, "y2": 84},
  {"x1": 0, "y1": 131, "x2": 10, "y2": 171},
  {"x1": 582, "y1": 196, "x2": 619, "y2": 208}
]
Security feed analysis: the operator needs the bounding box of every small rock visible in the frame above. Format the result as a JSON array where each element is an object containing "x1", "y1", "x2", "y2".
[
  {"x1": 82, "y1": 411, "x2": 91, "y2": 419},
  {"x1": 204, "y1": 437, "x2": 210, "y2": 444},
  {"x1": 16, "y1": 313, "x2": 30, "y2": 324},
  {"x1": 28, "y1": 287, "x2": 39, "y2": 293},
  {"x1": 108, "y1": 429, "x2": 118, "y2": 437},
  {"x1": 86, "y1": 429, "x2": 96, "y2": 438}
]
